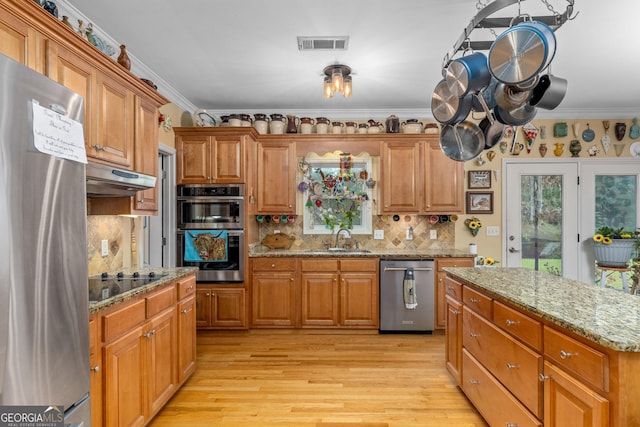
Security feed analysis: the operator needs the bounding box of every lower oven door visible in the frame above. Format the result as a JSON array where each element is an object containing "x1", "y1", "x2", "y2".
[{"x1": 177, "y1": 229, "x2": 244, "y2": 282}]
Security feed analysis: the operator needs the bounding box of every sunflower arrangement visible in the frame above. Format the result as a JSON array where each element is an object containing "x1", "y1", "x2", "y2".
[
  {"x1": 465, "y1": 217, "x2": 482, "y2": 237},
  {"x1": 593, "y1": 226, "x2": 634, "y2": 245}
]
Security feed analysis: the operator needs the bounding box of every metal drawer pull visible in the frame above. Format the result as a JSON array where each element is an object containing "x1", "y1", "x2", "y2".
[
  {"x1": 506, "y1": 363, "x2": 520, "y2": 370},
  {"x1": 469, "y1": 379, "x2": 480, "y2": 385},
  {"x1": 560, "y1": 350, "x2": 576, "y2": 359},
  {"x1": 469, "y1": 332, "x2": 480, "y2": 338},
  {"x1": 452, "y1": 309, "x2": 460, "y2": 315},
  {"x1": 383, "y1": 267, "x2": 433, "y2": 272},
  {"x1": 506, "y1": 424, "x2": 520, "y2": 427},
  {"x1": 143, "y1": 329, "x2": 156, "y2": 338},
  {"x1": 182, "y1": 307, "x2": 193, "y2": 314},
  {"x1": 469, "y1": 297, "x2": 480, "y2": 303},
  {"x1": 505, "y1": 319, "x2": 520, "y2": 326},
  {"x1": 539, "y1": 373, "x2": 550, "y2": 381}
]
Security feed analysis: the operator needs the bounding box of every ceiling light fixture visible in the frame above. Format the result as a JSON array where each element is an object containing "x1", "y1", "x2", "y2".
[{"x1": 323, "y1": 64, "x2": 352, "y2": 99}]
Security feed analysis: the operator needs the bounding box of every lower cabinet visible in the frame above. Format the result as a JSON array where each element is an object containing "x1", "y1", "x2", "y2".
[
  {"x1": 435, "y1": 257, "x2": 474, "y2": 330},
  {"x1": 251, "y1": 257, "x2": 379, "y2": 329},
  {"x1": 445, "y1": 272, "x2": 617, "y2": 427},
  {"x1": 195, "y1": 284, "x2": 247, "y2": 329},
  {"x1": 92, "y1": 273, "x2": 197, "y2": 427}
]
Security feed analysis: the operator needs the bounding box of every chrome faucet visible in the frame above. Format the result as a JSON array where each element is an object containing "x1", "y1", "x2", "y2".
[{"x1": 335, "y1": 228, "x2": 351, "y2": 249}]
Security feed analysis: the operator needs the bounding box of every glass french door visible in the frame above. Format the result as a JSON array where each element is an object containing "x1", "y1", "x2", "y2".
[
  {"x1": 504, "y1": 162, "x2": 579, "y2": 279},
  {"x1": 578, "y1": 162, "x2": 640, "y2": 285}
]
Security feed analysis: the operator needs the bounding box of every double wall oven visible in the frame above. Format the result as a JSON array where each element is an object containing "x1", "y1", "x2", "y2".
[{"x1": 177, "y1": 184, "x2": 245, "y2": 282}]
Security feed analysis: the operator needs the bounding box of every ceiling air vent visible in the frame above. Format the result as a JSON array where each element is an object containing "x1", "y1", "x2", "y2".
[{"x1": 297, "y1": 36, "x2": 349, "y2": 51}]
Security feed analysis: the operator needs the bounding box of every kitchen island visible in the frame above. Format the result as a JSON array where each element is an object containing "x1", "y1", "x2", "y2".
[{"x1": 444, "y1": 267, "x2": 640, "y2": 427}]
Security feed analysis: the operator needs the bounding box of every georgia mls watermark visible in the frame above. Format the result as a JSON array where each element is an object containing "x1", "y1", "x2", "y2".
[{"x1": 0, "y1": 406, "x2": 63, "y2": 427}]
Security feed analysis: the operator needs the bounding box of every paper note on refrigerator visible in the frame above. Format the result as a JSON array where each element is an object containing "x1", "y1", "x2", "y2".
[{"x1": 31, "y1": 100, "x2": 87, "y2": 164}]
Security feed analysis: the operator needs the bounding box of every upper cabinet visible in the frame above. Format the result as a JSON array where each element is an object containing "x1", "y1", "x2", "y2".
[
  {"x1": 381, "y1": 136, "x2": 464, "y2": 214},
  {"x1": 256, "y1": 139, "x2": 296, "y2": 214},
  {"x1": 175, "y1": 127, "x2": 254, "y2": 184}
]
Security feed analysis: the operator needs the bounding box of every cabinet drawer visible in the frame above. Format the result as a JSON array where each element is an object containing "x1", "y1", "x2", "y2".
[
  {"x1": 300, "y1": 259, "x2": 338, "y2": 272},
  {"x1": 437, "y1": 257, "x2": 474, "y2": 270},
  {"x1": 102, "y1": 299, "x2": 146, "y2": 342},
  {"x1": 444, "y1": 276, "x2": 462, "y2": 301},
  {"x1": 177, "y1": 275, "x2": 196, "y2": 300},
  {"x1": 146, "y1": 285, "x2": 176, "y2": 318},
  {"x1": 462, "y1": 349, "x2": 542, "y2": 427},
  {"x1": 544, "y1": 326, "x2": 609, "y2": 392},
  {"x1": 494, "y1": 301, "x2": 542, "y2": 351},
  {"x1": 463, "y1": 308, "x2": 543, "y2": 418},
  {"x1": 463, "y1": 285, "x2": 492, "y2": 319},
  {"x1": 252, "y1": 258, "x2": 296, "y2": 271},
  {"x1": 339, "y1": 259, "x2": 378, "y2": 272}
]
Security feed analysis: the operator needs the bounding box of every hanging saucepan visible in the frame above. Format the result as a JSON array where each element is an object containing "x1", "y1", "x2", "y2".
[
  {"x1": 479, "y1": 112, "x2": 506, "y2": 149},
  {"x1": 488, "y1": 20, "x2": 557, "y2": 85},
  {"x1": 494, "y1": 82, "x2": 533, "y2": 110},
  {"x1": 444, "y1": 51, "x2": 491, "y2": 98},
  {"x1": 472, "y1": 77, "x2": 499, "y2": 112},
  {"x1": 431, "y1": 79, "x2": 473, "y2": 125},
  {"x1": 528, "y1": 74, "x2": 568, "y2": 110},
  {"x1": 439, "y1": 121, "x2": 485, "y2": 162},
  {"x1": 494, "y1": 103, "x2": 538, "y2": 127}
]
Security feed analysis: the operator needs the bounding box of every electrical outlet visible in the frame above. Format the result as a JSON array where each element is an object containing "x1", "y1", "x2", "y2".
[
  {"x1": 406, "y1": 228, "x2": 413, "y2": 240},
  {"x1": 273, "y1": 229, "x2": 281, "y2": 234},
  {"x1": 486, "y1": 226, "x2": 500, "y2": 236},
  {"x1": 430, "y1": 230, "x2": 437, "y2": 240},
  {"x1": 374, "y1": 230, "x2": 384, "y2": 240},
  {"x1": 101, "y1": 240, "x2": 109, "y2": 257}
]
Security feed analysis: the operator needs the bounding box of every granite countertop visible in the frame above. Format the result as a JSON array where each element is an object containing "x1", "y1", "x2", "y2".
[
  {"x1": 249, "y1": 246, "x2": 475, "y2": 259},
  {"x1": 88, "y1": 267, "x2": 198, "y2": 314},
  {"x1": 445, "y1": 267, "x2": 640, "y2": 352}
]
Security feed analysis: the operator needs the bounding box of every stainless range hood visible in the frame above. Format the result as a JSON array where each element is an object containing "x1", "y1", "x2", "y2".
[{"x1": 86, "y1": 162, "x2": 156, "y2": 197}]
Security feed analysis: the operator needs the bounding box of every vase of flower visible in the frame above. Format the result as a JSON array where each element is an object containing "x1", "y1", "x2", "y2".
[{"x1": 592, "y1": 226, "x2": 637, "y2": 267}]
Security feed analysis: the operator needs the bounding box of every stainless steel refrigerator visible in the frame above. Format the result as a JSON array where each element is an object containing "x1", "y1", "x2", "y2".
[{"x1": 0, "y1": 54, "x2": 90, "y2": 425}]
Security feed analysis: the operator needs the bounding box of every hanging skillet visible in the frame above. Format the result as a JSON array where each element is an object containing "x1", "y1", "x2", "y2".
[
  {"x1": 431, "y1": 79, "x2": 473, "y2": 125},
  {"x1": 488, "y1": 19, "x2": 557, "y2": 85},
  {"x1": 439, "y1": 121, "x2": 485, "y2": 162},
  {"x1": 444, "y1": 51, "x2": 491, "y2": 98}
]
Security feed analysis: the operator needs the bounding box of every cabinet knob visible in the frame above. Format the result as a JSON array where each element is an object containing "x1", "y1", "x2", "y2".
[
  {"x1": 271, "y1": 264, "x2": 276, "y2": 268},
  {"x1": 182, "y1": 308, "x2": 192, "y2": 315},
  {"x1": 91, "y1": 365, "x2": 100, "y2": 373},
  {"x1": 138, "y1": 198, "x2": 144, "y2": 203},
  {"x1": 205, "y1": 292, "x2": 210, "y2": 296},
  {"x1": 188, "y1": 285, "x2": 194, "y2": 290},
  {"x1": 288, "y1": 204, "x2": 292, "y2": 208}
]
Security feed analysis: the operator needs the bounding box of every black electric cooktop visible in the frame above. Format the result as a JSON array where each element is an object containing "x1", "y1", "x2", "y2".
[{"x1": 88, "y1": 271, "x2": 167, "y2": 303}]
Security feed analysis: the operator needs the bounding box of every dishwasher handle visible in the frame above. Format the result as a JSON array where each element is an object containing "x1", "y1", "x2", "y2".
[{"x1": 383, "y1": 267, "x2": 433, "y2": 272}]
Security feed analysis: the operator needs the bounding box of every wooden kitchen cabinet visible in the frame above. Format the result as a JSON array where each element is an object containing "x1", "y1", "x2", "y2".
[
  {"x1": 435, "y1": 257, "x2": 474, "y2": 330},
  {"x1": 445, "y1": 282, "x2": 463, "y2": 384},
  {"x1": 89, "y1": 314, "x2": 103, "y2": 427},
  {"x1": 195, "y1": 284, "x2": 247, "y2": 329},
  {"x1": 132, "y1": 95, "x2": 159, "y2": 212},
  {"x1": 256, "y1": 139, "x2": 296, "y2": 214},
  {"x1": 251, "y1": 258, "x2": 297, "y2": 327},
  {"x1": 296, "y1": 258, "x2": 379, "y2": 329},
  {"x1": 176, "y1": 275, "x2": 197, "y2": 383},
  {"x1": 381, "y1": 136, "x2": 464, "y2": 214},
  {"x1": 175, "y1": 127, "x2": 250, "y2": 184}
]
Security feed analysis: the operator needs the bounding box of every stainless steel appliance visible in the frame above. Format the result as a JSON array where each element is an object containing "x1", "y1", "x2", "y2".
[
  {"x1": 177, "y1": 184, "x2": 245, "y2": 282},
  {"x1": 379, "y1": 259, "x2": 435, "y2": 333},
  {"x1": 89, "y1": 271, "x2": 168, "y2": 303},
  {"x1": 0, "y1": 54, "x2": 90, "y2": 425},
  {"x1": 86, "y1": 161, "x2": 156, "y2": 197}
]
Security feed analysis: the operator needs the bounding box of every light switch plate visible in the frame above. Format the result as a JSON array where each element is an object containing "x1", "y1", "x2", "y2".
[
  {"x1": 374, "y1": 230, "x2": 384, "y2": 239},
  {"x1": 486, "y1": 226, "x2": 500, "y2": 236},
  {"x1": 101, "y1": 240, "x2": 109, "y2": 257},
  {"x1": 430, "y1": 230, "x2": 437, "y2": 240}
]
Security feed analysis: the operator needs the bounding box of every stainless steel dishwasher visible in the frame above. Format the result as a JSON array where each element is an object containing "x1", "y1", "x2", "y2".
[{"x1": 379, "y1": 259, "x2": 435, "y2": 333}]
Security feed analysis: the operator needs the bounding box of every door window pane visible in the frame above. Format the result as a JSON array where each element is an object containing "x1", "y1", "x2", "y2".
[{"x1": 521, "y1": 175, "x2": 563, "y2": 275}]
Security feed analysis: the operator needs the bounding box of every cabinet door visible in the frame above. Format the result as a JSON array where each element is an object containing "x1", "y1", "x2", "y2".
[
  {"x1": 94, "y1": 71, "x2": 134, "y2": 167},
  {"x1": 0, "y1": 8, "x2": 46, "y2": 72},
  {"x1": 340, "y1": 272, "x2": 379, "y2": 328},
  {"x1": 543, "y1": 361, "x2": 609, "y2": 427},
  {"x1": 435, "y1": 258, "x2": 474, "y2": 330},
  {"x1": 300, "y1": 272, "x2": 339, "y2": 327},
  {"x1": 445, "y1": 295, "x2": 463, "y2": 385},
  {"x1": 48, "y1": 41, "x2": 95, "y2": 152},
  {"x1": 211, "y1": 288, "x2": 247, "y2": 328},
  {"x1": 211, "y1": 135, "x2": 244, "y2": 183},
  {"x1": 133, "y1": 96, "x2": 158, "y2": 212},
  {"x1": 252, "y1": 273, "x2": 296, "y2": 327},
  {"x1": 176, "y1": 134, "x2": 211, "y2": 184},
  {"x1": 195, "y1": 288, "x2": 212, "y2": 328},
  {"x1": 177, "y1": 295, "x2": 197, "y2": 383},
  {"x1": 145, "y1": 308, "x2": 177, "y2": 418},
  {"x1": 103, "y1": 327, "x2": 145, "y2": 427},
  {"x1": 256, "y1": 141, "x2": 296, "y2": 213},
  {"x1": 381, "y1": 141, "x2": 422, "y2": 213},
  {"x1": 89, "y1": 316, "x2": 103, "y2": 427},
  {"x1": 423, "y1": 139, "x2": 464, "y2": 213}
]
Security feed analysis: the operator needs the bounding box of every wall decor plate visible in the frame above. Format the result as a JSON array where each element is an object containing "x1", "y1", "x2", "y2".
[{"x1": 630, "y1": 141, "x2": 640, "y2": 158}]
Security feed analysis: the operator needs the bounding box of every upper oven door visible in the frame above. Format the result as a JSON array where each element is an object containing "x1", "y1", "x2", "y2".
[{"x1": 177, "y1": 197, "x2": 244, "y2": 229}]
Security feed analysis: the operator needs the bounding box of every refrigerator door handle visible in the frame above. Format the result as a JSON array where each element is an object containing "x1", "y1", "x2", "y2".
[
  {"x1": 383, "y1": 267, "x2": 433, "y2": 272},
  {"x1": 0, "y1": 173, "x2": 9, "y2": 392}
]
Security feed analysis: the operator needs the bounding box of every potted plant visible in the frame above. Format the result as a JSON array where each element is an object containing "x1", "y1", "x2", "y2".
[{"x1": 592, "y1": 226, "x2": 636, "y2": 267}]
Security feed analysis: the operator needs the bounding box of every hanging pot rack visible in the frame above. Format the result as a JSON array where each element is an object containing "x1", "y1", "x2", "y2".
[{"x1": 442, "y1": 0, "x2": 577, "y2": 68}]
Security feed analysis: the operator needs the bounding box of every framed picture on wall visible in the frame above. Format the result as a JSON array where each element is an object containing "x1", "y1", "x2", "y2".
[
  {"x1": 466, "y1": 191, "x2": 494, "y2": 214},
  {"x1": 468, "y1": 170, "x2": 492, "y2": 189}
]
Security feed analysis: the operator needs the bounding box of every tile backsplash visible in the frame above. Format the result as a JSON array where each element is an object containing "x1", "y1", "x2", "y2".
[
  {"x1": 256, "y1": 214, "x2": 455, "y2": 250},
  {"x1": 87, "y1": 215, "x2": 134, "y2": 276}
]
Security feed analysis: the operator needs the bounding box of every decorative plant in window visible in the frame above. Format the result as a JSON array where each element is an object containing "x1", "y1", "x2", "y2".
[{"x1": 299, "y1": 154, "x2": 373, "y2": 234}]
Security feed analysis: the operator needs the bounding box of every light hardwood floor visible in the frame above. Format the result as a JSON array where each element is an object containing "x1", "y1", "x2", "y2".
[{"x1": 149, "y1": 331, "x2": 488, "y2": 427}]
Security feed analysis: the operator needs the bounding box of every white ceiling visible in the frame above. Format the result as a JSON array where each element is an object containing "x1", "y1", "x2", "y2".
[{"x1": 63, "y1": 0, "x2": 640, "y2": 120}]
